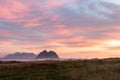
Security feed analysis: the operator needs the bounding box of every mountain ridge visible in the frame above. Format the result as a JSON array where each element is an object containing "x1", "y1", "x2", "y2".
[
  {"x1": 3, "y1": 50, "x2": 60, "y2": 59},
  {"x1": 36, "y1": 50, "x2": 59, "y2": 59},
  {"x1": 4, "y1": 52, "x2": 36, "y2": 59}
]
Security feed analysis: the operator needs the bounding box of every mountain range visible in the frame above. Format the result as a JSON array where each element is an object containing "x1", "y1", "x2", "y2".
[
  {"x1": 4, "y1": 52, "x2": 36, "y2": 59},
  {"x1": 3, "y1": 50, "x2": 59, "y2": 59}
]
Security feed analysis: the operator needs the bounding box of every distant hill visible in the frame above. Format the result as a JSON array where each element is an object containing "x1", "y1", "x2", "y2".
[
  {"x1": 36, "y1": 50, "x2": 59, "y2": 59},
  {"x1": 4, "y1": 52, "x2": 36, "y2": 59}
]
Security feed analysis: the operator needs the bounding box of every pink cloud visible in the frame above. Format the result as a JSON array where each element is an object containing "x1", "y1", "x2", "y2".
[
  {"x1": 46, "y1": 0, "x2": 64, "y2": 7},
  {"x1": 0, "y1": 30, "x2": 13, "y2": 37},
  {"x1": 0, "y1": 0, "x2": 65, "y2": 28},
  {"x1": 23, "y1": 17, "x2": 44, "y2": 28},
  {"x1": 0, "y1": 0, "x2": 29, "y2": 19},
  {"x1": 54, "y1": 28, "x2": 72, "y2": 36},
  {"x1": 0, "y1": 41, "x2": 13, "y2": 46}
]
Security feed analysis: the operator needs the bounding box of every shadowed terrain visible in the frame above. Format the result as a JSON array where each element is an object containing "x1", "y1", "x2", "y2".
[{"x1": 0, "y1": 58, "x2": 120, "y2": 80}]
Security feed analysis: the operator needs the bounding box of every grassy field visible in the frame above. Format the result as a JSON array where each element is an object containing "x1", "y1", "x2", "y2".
[{"x1": 0, "y1": 58, "x2": 120, "y2": 80}]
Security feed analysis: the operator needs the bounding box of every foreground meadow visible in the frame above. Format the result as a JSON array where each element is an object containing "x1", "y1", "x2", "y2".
[{"x1": 0, "y1": 58, "x2": 120, "y2": 80}]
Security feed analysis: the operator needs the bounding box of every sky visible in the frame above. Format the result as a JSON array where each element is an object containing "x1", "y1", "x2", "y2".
[{"x1": 0, "y1": 0, "x2": 120, "y2": 58}]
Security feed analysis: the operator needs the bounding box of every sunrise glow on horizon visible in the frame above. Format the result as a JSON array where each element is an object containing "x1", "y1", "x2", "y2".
[{"x1": 0, "y1": 0, "x2": 120, "y2": 58}]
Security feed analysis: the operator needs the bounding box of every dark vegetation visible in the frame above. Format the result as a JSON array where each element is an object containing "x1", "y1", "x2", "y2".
[{"x1": 0, "y1": 58, "x2": 120, "y2": 80}]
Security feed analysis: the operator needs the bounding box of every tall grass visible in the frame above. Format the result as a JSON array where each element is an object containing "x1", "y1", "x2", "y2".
[{"x1": 0, "y1": 58, "x2": 120, "y2": 80}]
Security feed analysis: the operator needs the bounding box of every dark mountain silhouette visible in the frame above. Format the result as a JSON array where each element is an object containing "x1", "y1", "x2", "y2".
[
  {"x1": 36, "y1": 50, "x2": 59, "y2": 59},
  {"x1": 4, "y1": 52, "x2": 36, "y2": 59}
]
